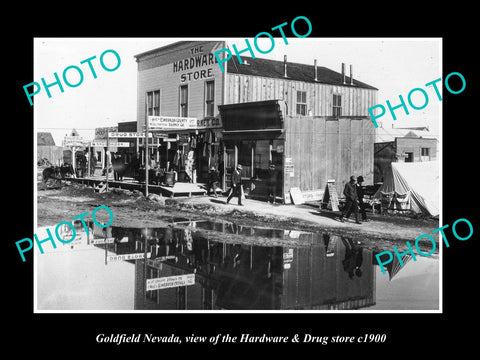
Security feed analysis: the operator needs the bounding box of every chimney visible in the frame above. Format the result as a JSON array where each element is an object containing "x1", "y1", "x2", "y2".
[
  {"x1": 342, "y1": 63, "x2": 346, "y2": 84},
  {"x1": 314, "y1": 59, "x2": 318, "y2": 81},
  {"x1": 284, "y1": 55, "x2": 288, "y2": 78},
  {"x1": 350, "y1": 64, "x2": 354, "y2": 85}
]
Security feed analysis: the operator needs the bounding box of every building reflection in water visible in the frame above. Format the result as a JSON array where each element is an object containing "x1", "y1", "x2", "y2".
[{"x1": 94, "y1": 221, "x2": 384, "y2": 311}]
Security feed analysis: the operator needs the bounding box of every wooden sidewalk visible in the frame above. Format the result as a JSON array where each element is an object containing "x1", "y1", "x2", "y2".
[{"x1": 69, "y1": 176, "x2": 213, "y2": 198}]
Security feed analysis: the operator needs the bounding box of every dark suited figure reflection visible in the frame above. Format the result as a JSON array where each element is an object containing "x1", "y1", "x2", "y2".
[{"x1": 341, "y1": 237, "x2": 363, "y2": 279}]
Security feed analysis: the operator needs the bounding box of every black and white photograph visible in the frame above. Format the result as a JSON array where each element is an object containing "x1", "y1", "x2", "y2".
[
  {"x1": 33, "y1": 37, "x2": 442, "y2": 312},
  {"x1": 6, "y1": 6, "x2": 480, "y2": 354}
]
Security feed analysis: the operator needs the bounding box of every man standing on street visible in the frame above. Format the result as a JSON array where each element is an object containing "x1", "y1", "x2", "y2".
[
  {"x1": 207, "y1": 166, "x2": 221, "y2": 198},
  {"x1": 356, "y1": 175, "x2": 368, "y2": 222},
  {"x1": 340, "y1": 175, "x2": 361, "y2": 224},
  {"x1": 226, "y1": 164, "x2": 243, "y2": 206},
  {"x1": 266, "y1": 163, "x2": 277, "y2": 204}
]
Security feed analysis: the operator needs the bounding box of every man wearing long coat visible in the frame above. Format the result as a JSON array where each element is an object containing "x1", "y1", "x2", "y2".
[
  {"x1": 340, "y1": 175, "x2": 361, "y2": 224},
  {"x1": 226, "y1": 164, "x2": 243, "y2": 206}
]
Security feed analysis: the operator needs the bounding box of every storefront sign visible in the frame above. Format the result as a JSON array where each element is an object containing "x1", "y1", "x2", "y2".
[
  {"x1": 146, "y1": 273, "x2": 195, "y2": 291},
  {"x1": 148, "y1": 116, "x2": 222, "y2": 130},
  {"x1": 283, "y1": 248, "x2": 294, "y2": 270},
  {"x1": 63, "y1": 136, "x2": 89, "y2": 147},
  {"x1": 148, "y1": 116, "x2": 197, "y2": 130},
  {"x1": 283, "y1": 249, "x2": 294, "y2": 262},
  {"x1": 91, "y1": 140, "x2": 130, "y2": 147},
  {"x1": 91, "y1": 237, "x2": 115, "y2": 245},
  {"x1": 108, "y1": 252, "x2": 151, "y2": 262},
  {"x1": 146, "y1": 257, "x2": 177, "y2": 269},
  {"x1": 172, "y1": 44, "x2": 219, "y2": 83},
  {"x1": 285, "y1": 158, "x2": 294, "y2": 177},
  {"x1": 154, "y1": 133, "x2": 169, "y2": 139},
  {"x1": 108, "y1": 132, "x2": 151, "y2": 138},
  {"x1": 95, "y1": 126, "x2": 118, "y2": 139},
  {"x1": 196, "y1": 117, "x2": 222, "y2": 129}
]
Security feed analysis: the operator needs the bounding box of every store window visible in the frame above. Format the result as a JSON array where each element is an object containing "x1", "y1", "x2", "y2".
[
  {"x1": 254, "y1": 140, "x2": 270, "y2": 171},
  {"x1": 180, "y1": 85, "x2": 188, "y2": 117},
  {"x1": 333, "y1": 94, "x2": 342, "y2": 117},
  {"x1": 205, "y1": 81, "x2": 215, "y2": 117},
  {"x1": 236, "y1": 140, "x2": 278, "y2": 178},
  {"x1": 238, "y1": 141, "x2": 253, "y2": 176},
  {"x1": 421, "y1": 147, "x2": 430, "y2": 161},
  {"x1": 146, "y1": 90, "x2": 160, "y2": 116},
  {"x1": 296, "y1": 91, "x2": 307, "y2": 115}
]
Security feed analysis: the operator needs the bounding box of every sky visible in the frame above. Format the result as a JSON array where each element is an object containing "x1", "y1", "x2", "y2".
[{"x1": 34, "y1": 38, "x2": 441, "y2": 146}]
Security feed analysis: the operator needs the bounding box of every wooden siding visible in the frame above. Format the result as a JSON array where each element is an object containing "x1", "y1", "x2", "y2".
[
  {"x1": 283, "y1": 116, "x2": 375, "y2": 197},
  {"x1": 137, "y1": 66, "x2": 224, "y2": 129},
  {"x1": 226, "y1": 74, "x2": 377, "y2": 117},
  {"x1": 136, "y1": 42, "x2": 226, "y2": 130}
]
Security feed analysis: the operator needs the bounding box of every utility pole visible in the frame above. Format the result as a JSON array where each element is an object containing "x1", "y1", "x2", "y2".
[
  {"x1": 145, "y1": 117, "x2": 149, "y2": 196},
  {"x1": 106, "y1": 131, "x2": 109, "y2": 191}
]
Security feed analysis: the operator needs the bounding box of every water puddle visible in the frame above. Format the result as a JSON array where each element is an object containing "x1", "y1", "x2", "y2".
[{"x1": 36, "y1": 218, "x2": 439, "y2": 311}]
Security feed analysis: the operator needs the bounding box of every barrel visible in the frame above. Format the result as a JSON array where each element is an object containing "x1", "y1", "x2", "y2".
[{"x1": 165, "y1": 172, "x2": 175, "y2": 187}]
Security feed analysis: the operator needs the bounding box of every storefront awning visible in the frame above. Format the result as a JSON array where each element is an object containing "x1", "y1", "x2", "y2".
[
  {"x1": 219, "y1": 100, "x2": 284, "y2": 132},
  {"x1": 222, "y1": 128, "x2": 284, "y2": 141}
]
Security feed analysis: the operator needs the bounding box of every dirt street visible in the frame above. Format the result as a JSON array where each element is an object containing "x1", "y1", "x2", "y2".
[{"x1": 36, "y1": 182, "x2": 440, "y2": 255}]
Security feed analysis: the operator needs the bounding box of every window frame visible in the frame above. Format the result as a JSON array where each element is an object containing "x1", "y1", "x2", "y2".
[
  {"x1": 205, "y1": 80, "x2": 215, "y2": 117},
  {"x1": 333, "y1": 94, "x2": 342, "y2": 117},
  {"x1": 179, "y1": 85, "x2": 189, "y2": 117},
  {"x1": 296, "y1": 90, "x2": 307, "y2": 116},
  {"x1": 146, "y1": 90, "x2": 160, "y2": 117}
]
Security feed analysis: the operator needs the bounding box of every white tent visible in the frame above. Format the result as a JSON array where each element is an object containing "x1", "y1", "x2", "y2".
[{"x1": 373, "y1": 161, "x2": 439, "y2": 217}]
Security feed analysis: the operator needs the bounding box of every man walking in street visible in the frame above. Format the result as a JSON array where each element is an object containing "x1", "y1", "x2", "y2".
[
  {"x1": 339, "y1": 175, "x2": 361, "y2": 224},
  {"x1": 226, "y1": 164, "x2": 243, "y2": 206},
  {"x1": 356, "y1": 175, "x2": 368, "y2": 222}
]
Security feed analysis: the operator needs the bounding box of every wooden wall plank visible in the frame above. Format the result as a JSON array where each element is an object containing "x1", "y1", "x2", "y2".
[
  {"x1": 325, "y1": 120, "x2": 339, "y2": 193},
  {"x1": 339, "y1": 118, "x2": 351, "y2": 191},
  {"x1": 362, "y1": 118, "x2": 375, "y2": 184},
  {"x1": 351, "y1": 120, "x2": 364, "y2": 178}
]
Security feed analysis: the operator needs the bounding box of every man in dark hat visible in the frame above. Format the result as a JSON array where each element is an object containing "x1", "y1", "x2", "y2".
[
  {"x1": 339, "y1": 175, "x2": 361, "y2": 224},
  {"x1": 207, "y1": 166, "x2": 220, "y2": 198},
  {"x1": 356, "y1": 175, "x2": 368, "y2": 222},
  {"x1": 226, "y1": 164, "x2": 243, "y2": 206}
]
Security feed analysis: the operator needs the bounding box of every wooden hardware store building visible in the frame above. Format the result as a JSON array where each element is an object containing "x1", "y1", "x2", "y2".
[{"x1": 135, "y1": 41, "x2": 378, "y2": 203}]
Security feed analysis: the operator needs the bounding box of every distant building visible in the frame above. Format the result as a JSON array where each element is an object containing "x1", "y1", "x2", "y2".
[
  {"x1": 374, "y1": 127, "x2": 438, "y2": 183},
  {"x1": 37, "y1": 132, "x2": 63, "y2": 165},
  {"x1": 37, "y1": 132, "x2": 56, "y2": 146}
]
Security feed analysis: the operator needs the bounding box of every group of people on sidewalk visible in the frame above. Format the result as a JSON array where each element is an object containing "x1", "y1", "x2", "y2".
[
  {"x1": 339, "y1": 175, "x2": 368, "y2": 224},
  {"x1": 206, "y1": 164, "x2": 369, "y2": 223},
  {"x1": 207, "y1": 163, "x2": 278, "y2": 207}
]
